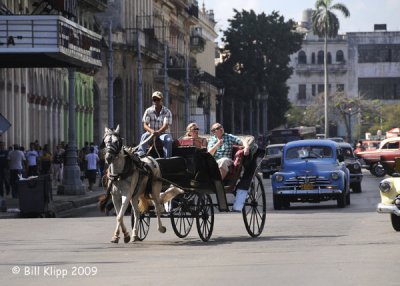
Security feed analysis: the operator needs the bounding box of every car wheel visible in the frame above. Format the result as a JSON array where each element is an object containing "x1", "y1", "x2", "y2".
[
  {"x1": 391, "y1": 214, "x2": 400, "y2": 231},
  {"x1": 337, "y1": 191, "x2": 346, "y2": 208},
  {"x1": 371, "y1": 163, "x2": 386, "y2": 177},
  {"x1": 351, "y1": 182, "x2": 362, "y2": 193},
  {"x1": 273, "y1": 195, "x2": 283, "y2": 210}
]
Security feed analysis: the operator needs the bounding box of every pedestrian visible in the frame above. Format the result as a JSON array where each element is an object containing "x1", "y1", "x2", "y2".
[
  {"x1": 39, "y1": 144, "x2": 52, "y2": 175},
  {"x1": 137, "y1": 91, "x2": 173, "y2": 158},
  {"x1": 85, "y1": 146, "x2": 99, "y2": 191},
  {"x1": 52, "y1": 144, "x2": 65, "y2": 185},
  {"x1": 26, "y1": 142, "x2": 39, "y2": 176},
  {"x1": 0, "y1": 141, "x2": 10, "y2": 197},
  {"x1": 8, "y1": 144, "x2": 26, "y2": 198}
]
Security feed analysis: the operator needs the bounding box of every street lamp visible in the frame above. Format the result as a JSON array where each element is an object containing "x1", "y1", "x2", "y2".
[{"x1": 218, "y1": 86, "x2": 225, "y2": 125}]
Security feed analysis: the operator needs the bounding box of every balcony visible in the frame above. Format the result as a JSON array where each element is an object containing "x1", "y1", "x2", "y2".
[
  {"x1": 79, "y1": 0, "x2": 107, "y2": 12},
  {"x1": 190, "y1": 35, "x2": 205, "y2": 53},
  {"x1": 295, "y1": 63, "x2": 348, "y2": 75},
  {"x1": 0, "y1": 15, "x2": 102, "y2": 69}
]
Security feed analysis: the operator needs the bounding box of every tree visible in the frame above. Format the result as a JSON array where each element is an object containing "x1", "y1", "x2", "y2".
[
  {"x1": 217, "y1": 10, "x2": 303, "y2": 134},
  {"x1": 312, "y1": 0, "x2": 350, "y2": 137}
]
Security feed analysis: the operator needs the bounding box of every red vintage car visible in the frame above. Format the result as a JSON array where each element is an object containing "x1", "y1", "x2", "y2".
[{"x1": 356, "y1": 137, "x2": 400, "y2": 177}]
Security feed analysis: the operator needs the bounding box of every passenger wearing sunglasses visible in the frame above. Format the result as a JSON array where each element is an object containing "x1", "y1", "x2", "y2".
[
  {"x1": 181, "y1": 122, "x2": 207, "y2": 149},
  {"x1": 207, "y1": 123, "x2": 250, "y2": 181},
  {"x1": 137, "y1": 91, "x2": 173, "y2": 158}
]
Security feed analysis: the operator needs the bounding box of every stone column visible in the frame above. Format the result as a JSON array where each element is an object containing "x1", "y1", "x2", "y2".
[{"x1": 58, "y1": 68, "x2": 85, "y2": 195}]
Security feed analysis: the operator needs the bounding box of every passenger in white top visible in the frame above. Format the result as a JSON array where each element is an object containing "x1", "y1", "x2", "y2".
[{"x1": 8, "y1": 144, "x2": 26, "y2": 198}]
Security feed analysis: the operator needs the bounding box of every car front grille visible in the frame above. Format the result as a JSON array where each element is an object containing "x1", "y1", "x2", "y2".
[{"x1": 279, "y1": 176, "x2": 332, "y2": 189}]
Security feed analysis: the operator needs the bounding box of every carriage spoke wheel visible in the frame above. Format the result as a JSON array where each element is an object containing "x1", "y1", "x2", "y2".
[
  {"x1": 242, "y1": 173, "x2": 266, "y2": 237},
  {"x1": 196, "y1": 194, "x2": 214, "y2": 242},
  {"x1": 130, "y1": 212, "x2": 150, "y2": 241},
  {"x1": 170, "y1": 193, "x2": 194, "y2": 238}
]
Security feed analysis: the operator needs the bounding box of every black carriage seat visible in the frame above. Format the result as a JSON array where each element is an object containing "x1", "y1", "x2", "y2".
[{"x1": 155, "y1": 156, "x2": 193, "y2": 185}]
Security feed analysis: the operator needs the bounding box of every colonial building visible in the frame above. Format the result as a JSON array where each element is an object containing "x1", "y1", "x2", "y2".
[{"x1": 288, "y1": 9, "x2": 400, "y2": 140}]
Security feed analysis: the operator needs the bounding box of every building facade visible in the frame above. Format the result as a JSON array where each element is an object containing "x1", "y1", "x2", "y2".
[{"x1": 288, "y1": 9, "x2": 400, "y2": 139}]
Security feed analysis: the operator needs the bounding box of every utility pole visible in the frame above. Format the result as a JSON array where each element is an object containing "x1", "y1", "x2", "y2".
[
  {"x1": 163, "y1": 42, "x2": 169, "y2": 108},
  {"x1": 185, "y1": 53, "x2": 190, "y2": 125},
  {"x1": 136, "y1": 16, "x2": 143, "y2": 142},
  {"x1": 107, "y1": 21, "x2": 113, "y2": 129}
]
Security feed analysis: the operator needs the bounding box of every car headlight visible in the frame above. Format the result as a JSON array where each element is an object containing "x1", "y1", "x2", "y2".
[
  {"x1": 331, "y1": 172, "x2": 339, "y2": 180},
  {"x1": 275, "y1": 174, "x2": 284, "y2": 182},
  {"x1": 379, "y1": 181, "x2": 391, "y2": 193}
]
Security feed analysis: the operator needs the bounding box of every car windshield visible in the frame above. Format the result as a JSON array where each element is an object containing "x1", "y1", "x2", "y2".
[
  {"x1": 266, "y1": 146, "x2": 283, "y2": 156},
  {"x1": 341, "y1": 147, "x2": 355, "y2": 159},
  {"x1": 286, "y1": 145, "x2": 333, "y2": 160}
]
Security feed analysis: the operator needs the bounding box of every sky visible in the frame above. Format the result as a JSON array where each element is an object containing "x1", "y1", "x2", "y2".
[{"x1": 202, "y1": 0, "x2": 400, "y2": 42}]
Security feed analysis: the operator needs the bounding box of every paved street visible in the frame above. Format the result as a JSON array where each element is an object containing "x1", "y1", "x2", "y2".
[{"x1": 1, "y1": 170, "x2": 399, "y2": 286}]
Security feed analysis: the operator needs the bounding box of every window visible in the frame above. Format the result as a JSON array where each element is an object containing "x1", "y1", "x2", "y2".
[
  {"x1": 311, "y1": 52, "x2": 316, "y2": 64},
  {"x1": 359, "y1": 78, "x2": 400, "y2": 100},
  {"x1": 298, "y1": 84, "x2": 306, "y2": 100},
  {"x1": 312, "y1": 84, "x2": 316, "y2": 96},
  {"x1": 358, "y1": 44, "x2": 400, "y2": 63},
  {"x1": 318, "y1": 84, "x2": 324, "y2": 94},
  {"x1": 336, "y1": 50, "x2": 344, "y2": 63},
  {"x1": 327, "y1": 52, "x2": 332, "y2": 64},
  {"x1": 336, "y1": 84, "x2": 344, "y2": 92},
  {"x1": 317, "y1": 51, "x2": 324, "y2": 64},
  {"x1": 298, "y1": 51, "x2": 307, "y2": 64}
]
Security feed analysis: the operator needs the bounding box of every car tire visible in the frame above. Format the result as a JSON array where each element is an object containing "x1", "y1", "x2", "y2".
[
  {"x1": 273, "y1": 195, "x2": 283, "y2": 210},
  {"x1": 371, "y1": 163, "x2": 386, "y2": 177},
  {"x1": 391, "y1": 214, "x2": 400, "y2": 231},
  {"x1": 337, "y1": 191, "x2": 346, "y2": 208},
  {"x1": 351, "y1": 182, "x2": 362, "y2": 193}
]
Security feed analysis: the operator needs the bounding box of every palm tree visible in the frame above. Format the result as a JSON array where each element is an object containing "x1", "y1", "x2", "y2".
[{"x1": 312, "y1": 0, "x2": 350, "y2": 137}]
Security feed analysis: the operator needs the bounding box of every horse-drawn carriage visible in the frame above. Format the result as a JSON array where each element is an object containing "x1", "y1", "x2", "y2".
[{"x1": 101, "y1": 126, "x2": 266, "y2": 242}]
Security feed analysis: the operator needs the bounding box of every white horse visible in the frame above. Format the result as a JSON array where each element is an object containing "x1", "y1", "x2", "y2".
[{"x1": 100, "y1": 125, "x2": 183, "y2": 243}]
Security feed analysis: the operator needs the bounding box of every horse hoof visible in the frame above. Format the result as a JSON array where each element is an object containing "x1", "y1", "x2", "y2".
[
  {"x1": 131, "y1": 236, "x2": 138, "y2": 242},
  {"x1": 124, "y1": 235, "x2": 130, "y2": 243},
  {"x1": 159, "y1": 226, "x2": 166, "y2": 233}
]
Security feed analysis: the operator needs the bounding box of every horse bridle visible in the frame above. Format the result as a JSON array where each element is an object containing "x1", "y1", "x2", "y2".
[{"x1": 103, "y1": 132, "x2": 123, "y2": 157}]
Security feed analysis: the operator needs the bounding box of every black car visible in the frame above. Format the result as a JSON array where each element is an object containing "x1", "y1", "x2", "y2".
[
  {"x1": 260, "y1": 144, "x2": 285, "y2": 179},
  {"x1": 338, "y1": 142, "x2": 363, "y2": 193}
]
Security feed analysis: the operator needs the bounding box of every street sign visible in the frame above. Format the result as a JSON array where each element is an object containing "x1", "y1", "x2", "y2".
[{"x1": 0, "y1": 113, "x2": 11, "y2": 135}]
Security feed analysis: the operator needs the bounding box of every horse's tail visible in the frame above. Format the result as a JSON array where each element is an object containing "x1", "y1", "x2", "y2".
[
  {"x1": 138, "y1": 193, "x2": 150, "y2": 213},
  {"x1": 98, "y1": 192, "x2": 111, "y2": 212}
]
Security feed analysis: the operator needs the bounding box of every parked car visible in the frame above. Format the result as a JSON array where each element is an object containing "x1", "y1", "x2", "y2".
[
  {"x1": 380, "y1": 153, "x2": 400, "y2": 176},
  {"x1": 337, "y1": 142, "x2": 363, "y2": 193},
  {"x1": 260, "y1": 144, "x2": 284, "y2": 179},
  {"x1": 355, "y1": 137, "x2": 400, "y2": 177},
  {"x1": 377, "y1": 176, "x2": 400, "y2": 231},
  {"x1": 271, "y1": 139, "x2": 350, "y2": 210}
]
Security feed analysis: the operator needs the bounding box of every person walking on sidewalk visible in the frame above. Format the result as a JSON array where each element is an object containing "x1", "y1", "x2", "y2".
[
  {"x1": 8, "y1": 144, "x2": 26, "y2": 198},
  {"x1": 0, "y1": 141, "x2": 10, "y2": 197},
  {"x1": 85, "y1": 147, "x2": 99, "y2": 191},
  {"x1": 26, "y1": 142, "x2": 39, "y2": 177}
]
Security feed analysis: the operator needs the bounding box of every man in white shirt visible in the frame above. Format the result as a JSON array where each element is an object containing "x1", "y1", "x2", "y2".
[
  {"x1": 8, "y1": 144, "x2": 26, "y2": 198},
  {"x1": 26, "y1": 143, "x2": 39, "y2": 176},
  {"x1": 85, "y1": 147, "x2": 99, "y2": 191}
]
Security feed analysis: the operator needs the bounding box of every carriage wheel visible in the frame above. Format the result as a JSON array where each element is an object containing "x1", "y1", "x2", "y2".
[
  {"x1": 170, "y1": 193, "x2": 194, "y2": 238},
  {"x1": 130, "y1": 212, "x2": 151, "y2": 241},
  {"x1": 242, "y1": 173, "x2": 266, "y2": 237},
  {"x1": 196, "y1": 194, "x2": 214, "y2": 242}
]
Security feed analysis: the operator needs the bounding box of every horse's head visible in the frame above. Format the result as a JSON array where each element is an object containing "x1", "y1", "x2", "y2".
[{"x1": 102, "y1": 125, "x2": 123, "y2": 164}]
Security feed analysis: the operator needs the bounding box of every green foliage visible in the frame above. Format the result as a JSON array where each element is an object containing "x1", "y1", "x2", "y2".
[
  {"x1": 368, "y1": 104, "x2": 400, "y2": 135},
  {"x1": 216, "y1": 9, "x2": 303, "y2": 130},
  {"x1": 312, "y1": 0, "x2": 350, "y2": 38}
]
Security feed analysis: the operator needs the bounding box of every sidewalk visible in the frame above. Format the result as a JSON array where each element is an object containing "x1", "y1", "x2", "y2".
[{"x1": 0, "y1": 182, "x2": 105, "y2": 219}]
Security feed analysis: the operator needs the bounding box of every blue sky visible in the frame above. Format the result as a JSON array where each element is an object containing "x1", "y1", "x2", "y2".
[{"x1": 202, "y1": 0, "x2": 400, "y2": 40}]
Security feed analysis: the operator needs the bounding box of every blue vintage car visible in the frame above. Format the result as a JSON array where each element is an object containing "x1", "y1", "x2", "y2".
[{"x1": 271, "y1": 139, "x2": 350, "y2": 210}]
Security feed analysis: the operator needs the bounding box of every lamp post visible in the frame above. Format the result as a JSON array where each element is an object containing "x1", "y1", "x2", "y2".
[{"x1": 218, "y1": 86, "x2": 225, "y2": 125}]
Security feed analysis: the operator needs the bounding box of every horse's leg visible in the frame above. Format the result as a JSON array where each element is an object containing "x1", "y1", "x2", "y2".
[
  {"x1": 111, "y1": 192, "x2": 122, "y2": 243},
  {"x1": 152, "y1": 181, "x2": 166, "y2": 233},
  {"x1": 131, "y1": 195, "x2": 141, "y2": 242},
  {"x1": 117, "y1": 195, "x2": 131, "y2": 243}
]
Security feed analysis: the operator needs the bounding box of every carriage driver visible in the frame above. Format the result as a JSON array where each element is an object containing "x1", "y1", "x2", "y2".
[{"x1": 137, "y1": 91, "x2": 173, "y2": 158}]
